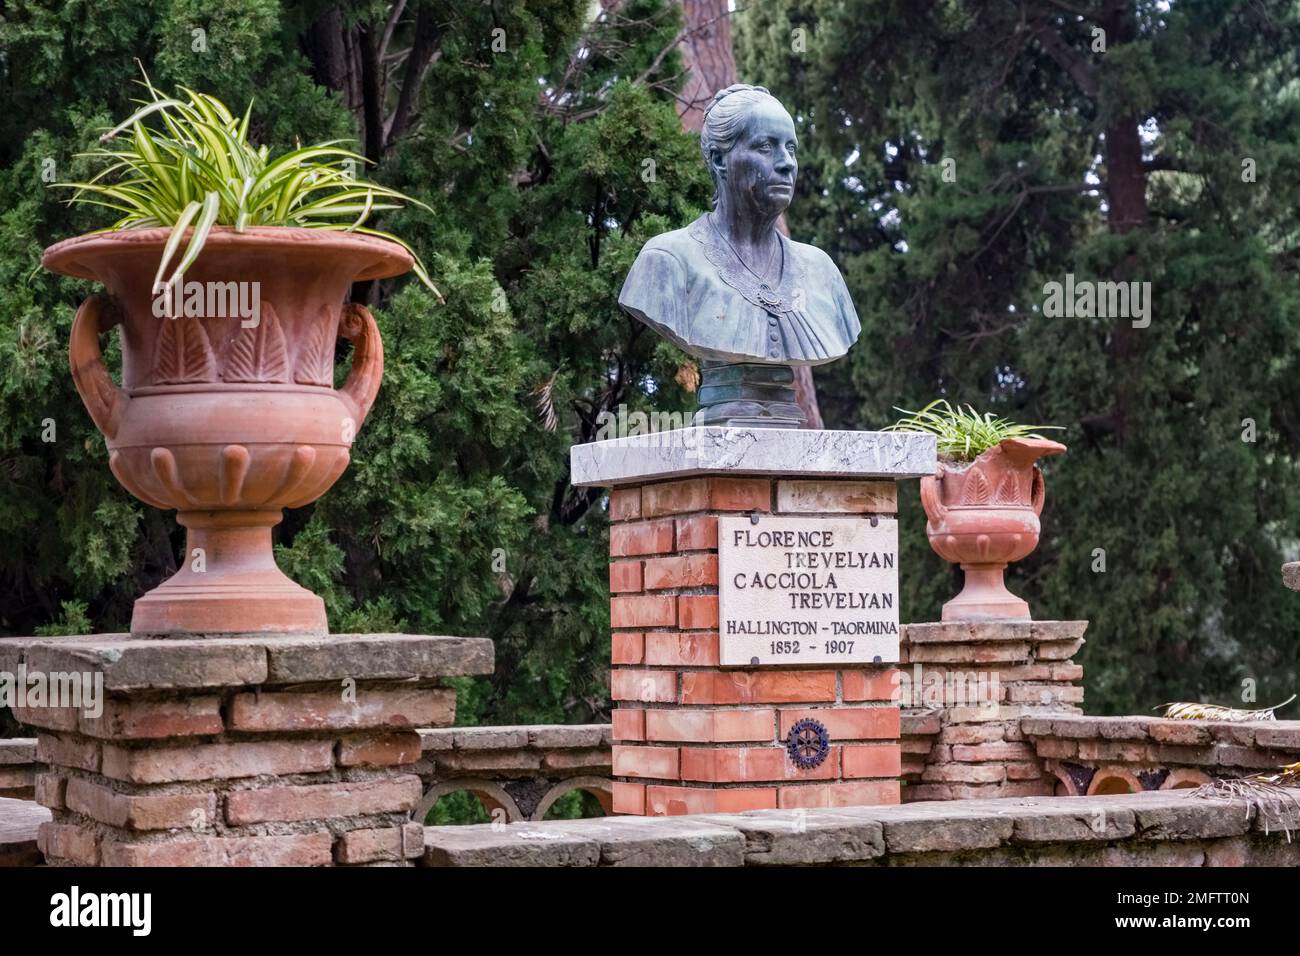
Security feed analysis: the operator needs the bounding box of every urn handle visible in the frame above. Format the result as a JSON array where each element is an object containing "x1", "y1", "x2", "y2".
[
  {"x1": 1030, "y1": 466, "x2": 1046, "y2": 516},
  {"x1": 68, "y1": 294, "x2": 129, "y2": 440},
  {"x1": 338, "y1": 302, "x2": 384, "y2": 430},
  {"x1": 919, "y1": 473, "x2": 947, "y2": 525}
]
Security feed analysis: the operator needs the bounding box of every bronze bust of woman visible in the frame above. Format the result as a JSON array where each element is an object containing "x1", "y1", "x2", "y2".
[{"x1": 618, "y1": 84, "x2": 861, "y2": 427}]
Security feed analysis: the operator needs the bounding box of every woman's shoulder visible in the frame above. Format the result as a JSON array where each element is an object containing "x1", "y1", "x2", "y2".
[
  {"x1": 638, "y1": 220, "x2": 706, "y2": 264},
  {"x1": 787, "y1": 236, "x2": 840, "y2": 273}
]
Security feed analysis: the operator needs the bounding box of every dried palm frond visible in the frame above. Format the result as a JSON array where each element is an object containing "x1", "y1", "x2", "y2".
[
  {"x1": 1191, "y1": 767, "x2": 1300, "y2": 839},
  {"x1": 1254, "y1": 761, "x2": 1300, "y2": 786},
  {"x1": 1156, "y1": 694, "x2": 1296, "y2": 722},
  {"x1": 532, "y1": 369, "x2": 560, "y2": 433},
  {"x1": 675, "y1": 360, "x2": 700, "y2": 394}
]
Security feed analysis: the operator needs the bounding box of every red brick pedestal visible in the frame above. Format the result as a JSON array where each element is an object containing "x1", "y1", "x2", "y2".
[
  {"x1": 603, "y1": 475, "x2": 906, "y2": 815},
  {"x1": 0, "y1": 632, "x2": 491, "y2": 866},
  {"x1": 571, "y1": 427, "x2": 934, "y2": 816}
]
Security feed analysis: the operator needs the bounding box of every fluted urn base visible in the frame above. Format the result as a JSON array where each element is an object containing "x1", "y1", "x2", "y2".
[
  {"x1": 941, "y1": 564, "x2": 1030, "y2": 622},
  {"x1": 130, "y1": 510, "x2": 326, "y2": 637}
]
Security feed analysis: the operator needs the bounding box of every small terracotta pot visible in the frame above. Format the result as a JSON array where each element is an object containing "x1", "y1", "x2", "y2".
[
  {"x1": 44, "y1": 227, "x2": 413, "y2": 636},
  {"x1": 919, "y1": 437, "x2": 1066, "y2": 621}
]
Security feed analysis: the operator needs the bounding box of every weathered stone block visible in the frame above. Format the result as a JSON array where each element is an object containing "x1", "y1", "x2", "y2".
[
  {"x1": 879, "y1": 804, "x2": 1014, "y2": 852},
  {"x1": 101, "y1": 832, "x2": 333, "y2": 867},
  {"x1": 80, "y1": 696, "x2": 223, "y2": 739},
  {"x1": 101, "y1": 739, "x2": 334, "y2": 784},
  {"x1": 1010, "y1": 804, "x2": 1136, "y2": 843},
  {"x1": 694, "y1": 809, "x2": 885, "y2": 865},
  {"x1": 336, "y1": 823, "x2": 425, "y2": 864},
  {"x1": 423, "y1": 825, "x2": 601, "y2": 867},
  {"x1": 336, "y1": 733, "x2": 423, "y2": 767},
  {"x1": 225, "y1": 776, "x2": 422, "y2": 825},
  {"x1": 66, "y1": 777, "x2": 216, "y2": 831},
  {"x1": 775, "y1": 480, "x2": 896, "y2": 514},
  {"x1": 544, "y1": 817, "x2": 746, "y2": 866},
  {"x1": 263, "y1": 634, "x2": 492, "y2": 683}
]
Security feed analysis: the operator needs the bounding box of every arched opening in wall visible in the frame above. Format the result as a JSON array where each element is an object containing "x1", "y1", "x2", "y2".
[
  {"x1": 1086, "y1": 766, "x2": 1143, "y2": 796},
  {"x1": 426, "y1": 790, "x2": 491, "y2": 825},
  {"x1": 1047, "y1": 765, "x2": 1082, "y2": 797},
  {"x1": 532, "y1": 777, "x2": 615, "y2": 821},
  {"x1": 1160, "y1": 769, "x2": 1211, "y2": 790},
  {"x1": 416, "y1": 780, "x2": 524, "y2": 826},
  {"x1": 541, "y1": 790, "x2": 606, "y2": 820}
]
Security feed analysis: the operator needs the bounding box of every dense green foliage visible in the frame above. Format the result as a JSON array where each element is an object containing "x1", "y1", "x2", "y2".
[
  {"x1": 739, "y1": 0, "x2": 1300, "y2": 713},
  {"x1": 0, "y1": 0, "x2": 708, "y2": 729},
  {"x1": 2, "y1": 0, "x2": 1297, "y2": 736}
]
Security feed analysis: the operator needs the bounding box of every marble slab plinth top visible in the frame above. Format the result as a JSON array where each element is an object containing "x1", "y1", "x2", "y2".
[{"x1": 570, "y1": 427, "x2": 937, "y2": 487}]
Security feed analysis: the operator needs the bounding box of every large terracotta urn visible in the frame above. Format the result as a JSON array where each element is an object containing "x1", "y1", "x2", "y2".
[
  {"x1": 919, "y1": 437, "x2": 1066, "y2": 621},
  {"x1": 44, "y1": 227, "x2": 413, "y2": 637}
]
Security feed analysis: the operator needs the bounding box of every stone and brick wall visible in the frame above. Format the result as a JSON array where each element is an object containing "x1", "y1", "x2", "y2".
[
  {"x1": 607, "y1": 475, "x2": 902, "y2": 815},
  {"x1": 895, "y1": 620, "x2": 1086, "y2": 801},
  {"x1": 0, "y1": 632, "x2": 490, "y2": 866},
  {"x1": 0, "y1": 739, "x2": 37, "y2": 800},
  {"x1": 1022, "y1": 715, "x2": 1300, "y2": 796},
  {"x1": 415, "y1": 724, "x2": 613, "y2": 821},
  {"x1": 900, "y1": 709, "x2": 941, "y2": 784},
  {"x1": 0, "y1": 796, "x2": 48, "y2": 867},
  {"x1": 421, "y1": 790, "x2": 1300, "y2": 866}
]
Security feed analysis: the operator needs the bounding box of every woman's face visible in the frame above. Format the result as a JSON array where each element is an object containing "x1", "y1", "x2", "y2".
[{"x1": 715, "y1": 99, "x2": 799, "y2": 218}]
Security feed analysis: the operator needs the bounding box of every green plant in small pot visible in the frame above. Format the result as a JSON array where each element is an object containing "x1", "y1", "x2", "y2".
[
  {"x1": 43, "y1": 76, "x2": 434, "y2": 637},
  {"x1": 887, "y1": 401, "x2": 1066, "y2": 621}
]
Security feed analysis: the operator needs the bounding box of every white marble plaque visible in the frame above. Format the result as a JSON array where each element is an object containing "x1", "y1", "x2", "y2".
[{"x1": 718, "y1": 515, "x2": 900, "y2": 666}]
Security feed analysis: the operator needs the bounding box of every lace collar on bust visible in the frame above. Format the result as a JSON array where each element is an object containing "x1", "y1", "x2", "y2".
[{"x1": 688, "y1": 215, "x2": 809, "y2": 316}]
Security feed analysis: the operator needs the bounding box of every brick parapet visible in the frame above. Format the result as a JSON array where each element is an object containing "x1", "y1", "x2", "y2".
[
  {"x1": 895, "y1": 620, "x2": 1088, "y2": 801},
  {"x1": 421, "y1": 790, "x2": 1300, "y2": 867},
  {"x1": 0, "y1": 632, "x2": 491, "y2": 867},
  {"x1": 1020, "y1": 715, "x2": 1300, "y2": 796},
  {"x1": 414, "y1": 724, "x2": 615, "y2": 822}
]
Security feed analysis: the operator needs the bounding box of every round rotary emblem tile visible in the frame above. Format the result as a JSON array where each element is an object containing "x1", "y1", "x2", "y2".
[{"x1": 787, "y1": 717, "x2": 831, "y2": 770}]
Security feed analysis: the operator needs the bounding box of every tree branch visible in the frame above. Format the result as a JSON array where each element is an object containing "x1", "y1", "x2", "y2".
[
  {"x1": 1031, "y1": 21, "x2": 1099, "y2": 98},
  {"x1": 378, "y1": 0, "x2": 408, "y2": 64},
  {"x1": 383, "y1": 3, "x2": 445, "y2": 152},
  {"x1": 357, "y1": 22, "x2": 384, "y2": 163}
]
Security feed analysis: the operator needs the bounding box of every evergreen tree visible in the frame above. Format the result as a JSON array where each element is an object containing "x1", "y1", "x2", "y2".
[
  {"x1": 0, "y1": 0, "x2": 709, "y2": 726},
  {"x1": 738, "y1": 0, "x2": 1300, "y2": 713}
]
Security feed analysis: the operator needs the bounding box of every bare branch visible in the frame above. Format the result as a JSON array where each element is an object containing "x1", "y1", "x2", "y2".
[
  {"x1": 378, "y1": 0, "x2": 408, "y2": 64},
  {"x1": 1032, "y1": 21, "x2": 1100, "y2": 98},
  {"x1": 383, "y1": 3, "x2": 446, "y2": 152}
]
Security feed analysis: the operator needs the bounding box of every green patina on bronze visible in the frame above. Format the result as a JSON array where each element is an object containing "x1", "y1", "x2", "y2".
[{"x1": 695, "y1": 361, "x2": 803, "y2": 428}]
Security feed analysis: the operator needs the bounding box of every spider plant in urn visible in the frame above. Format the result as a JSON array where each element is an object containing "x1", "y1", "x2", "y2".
[
  {"x1": 43, "y1": 75, "x2": 434, "y2": 637},
  {"x1": 887, "y1": 401, "x2": 1066, "y2": 621}
]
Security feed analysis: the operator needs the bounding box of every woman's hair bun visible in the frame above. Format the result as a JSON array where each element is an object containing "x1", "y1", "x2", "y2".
[{"x1": 703, "y1": 83, "x2": 772, "y2": 121}]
